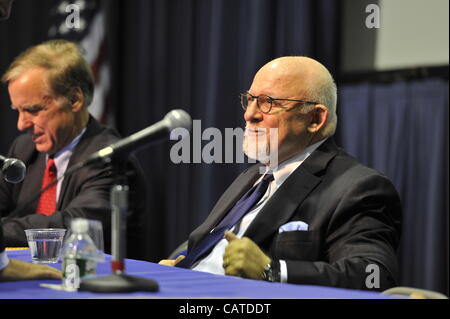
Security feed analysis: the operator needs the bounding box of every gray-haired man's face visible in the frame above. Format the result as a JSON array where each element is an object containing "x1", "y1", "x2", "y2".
[{"x1": 0, "y1": 0, "x2": 14, "y2": 21}]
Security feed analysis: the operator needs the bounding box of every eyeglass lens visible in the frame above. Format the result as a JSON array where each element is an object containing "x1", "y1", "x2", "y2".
[{"x1": 241, "y1": 93, "x2": 271, "y2": 113}]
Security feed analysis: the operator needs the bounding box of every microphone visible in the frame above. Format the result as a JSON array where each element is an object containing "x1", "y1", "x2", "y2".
[
  {"x1": 0, "y1": 155, "x2": 26, "y2": 184},
  {"x1": 83, "y1": 109, "x2": 192, "y2": 165}
]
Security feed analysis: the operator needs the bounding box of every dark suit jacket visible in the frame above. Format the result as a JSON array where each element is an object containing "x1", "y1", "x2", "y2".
[
  {"x1": 0, "y1": 116, "x2": 147, "y2": 253},
  {"x1": 186, "y1": 138, "x2": 402, "y2": 291}
]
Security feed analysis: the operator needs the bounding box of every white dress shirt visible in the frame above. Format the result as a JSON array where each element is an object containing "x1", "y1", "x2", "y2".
[
  {"x1": 52, "y1": 128, "x2": 86, "y2": 201},
  {"x1": 193, "y1": 138, "x2": 327, "y2": 282},
  {"x1": 0, "y1": 128, "x2": 86, "y2": 272}
]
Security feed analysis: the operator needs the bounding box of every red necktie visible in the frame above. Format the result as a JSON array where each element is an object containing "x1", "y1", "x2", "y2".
[{"x1": 36, "y1": 158, "x2": 57, "y2": 216}]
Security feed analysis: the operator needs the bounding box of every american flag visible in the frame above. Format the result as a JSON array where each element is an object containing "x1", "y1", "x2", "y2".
[{"x1": 48, "y1": 0, "x2": 112, "y2": 125}]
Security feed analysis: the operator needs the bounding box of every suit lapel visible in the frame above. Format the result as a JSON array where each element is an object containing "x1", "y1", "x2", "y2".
[
  {"x1": 57, "y1": 116, "x2": 103, "y2": 209},
  {"x1": 244, "y1": 138, "x2": 340, "y2": 246},
  {"x1": 189, "y1": 164, "x2": 263, "y2": 245},
  {"x1": 189, "y1": 138, "x2": 341, "y2": 249},
  {"x1": 243, "y1": 166, "x2": 321, "y2": 245}
]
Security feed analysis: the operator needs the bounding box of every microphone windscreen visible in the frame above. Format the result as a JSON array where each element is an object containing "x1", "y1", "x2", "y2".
[
  {"x1": 3, "y1": 158, "x2": 26, "y2": 184},
  {"x1": 164, "y1": 109, "x2": 192, "y2": 132}
]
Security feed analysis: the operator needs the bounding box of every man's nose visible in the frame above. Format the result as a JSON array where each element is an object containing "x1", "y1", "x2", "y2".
[
  {"x1": 17, "y1": 112, "x2": 32, "y2": 131},
  {"x1": 243, "y1": 99, "x2": 263, "y2": 123}
]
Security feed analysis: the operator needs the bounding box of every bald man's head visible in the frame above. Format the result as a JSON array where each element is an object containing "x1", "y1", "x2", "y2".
[
  {"x1": 253, "y1": 56, "x2": 338, "y2": 138},
  {"x1": 243, "y1": 56, "x2": 338, "y2": 165}
]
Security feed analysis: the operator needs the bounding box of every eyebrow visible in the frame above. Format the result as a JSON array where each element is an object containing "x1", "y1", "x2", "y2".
[
  {"x1": 248, "y1": 90, "x2": 276, "y2": 97},
  {"x1": 10, "y1": 94, "x2": 54, "y2": 110},
  {"x1": 11, "y1": 104, "x2": 46, "y2": 111}
]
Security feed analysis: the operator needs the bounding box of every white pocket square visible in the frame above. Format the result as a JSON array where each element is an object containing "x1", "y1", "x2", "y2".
[{"x1": 278, "y1": 221, "x2": 309, "y2": 233}]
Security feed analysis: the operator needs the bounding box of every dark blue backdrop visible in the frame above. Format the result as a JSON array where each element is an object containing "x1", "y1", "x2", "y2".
[{"x1": 338, "y1": 79, "x2": 449, "y2": 294}]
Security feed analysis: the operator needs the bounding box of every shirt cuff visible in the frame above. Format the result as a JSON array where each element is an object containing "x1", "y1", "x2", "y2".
[
  {"x1": 0, "y1": 251, "x2": 9, "y2": 272},
  {"x1": 279, "y1": 260, "x2": 287, "y2": 283}
]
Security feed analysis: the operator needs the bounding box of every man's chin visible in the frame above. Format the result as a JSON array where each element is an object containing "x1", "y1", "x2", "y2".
[
  {"x1": 34, "y1": 144, "x2": 51, "y2": 154},
  {"x1": 243, "y1": 146, "x2": 270, "y2": 164}
]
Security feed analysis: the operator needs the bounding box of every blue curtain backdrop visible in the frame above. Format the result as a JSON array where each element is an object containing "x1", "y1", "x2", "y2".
[{"x1": 338, "y1": 79, "x2": 449, "y2": 294}]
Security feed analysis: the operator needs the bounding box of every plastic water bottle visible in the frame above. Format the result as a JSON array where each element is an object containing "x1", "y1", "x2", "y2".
[{"x1": 61, "y1": 218, "x2": 99, "y2": 291}]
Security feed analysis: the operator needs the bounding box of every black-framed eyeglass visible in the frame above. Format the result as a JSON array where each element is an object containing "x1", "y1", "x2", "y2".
[{"x1": 240, "y1": 91, "x2": 318, "y2": 114}]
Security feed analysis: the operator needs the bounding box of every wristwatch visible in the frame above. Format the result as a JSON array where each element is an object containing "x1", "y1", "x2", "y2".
[{"x1": 262, "y1": 261, "x2": 280, "y2": 282}]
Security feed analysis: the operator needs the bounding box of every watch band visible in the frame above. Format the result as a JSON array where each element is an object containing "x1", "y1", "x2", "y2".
[{"x1": 262, "y1": 260, "x2": 280, "y2": 282}]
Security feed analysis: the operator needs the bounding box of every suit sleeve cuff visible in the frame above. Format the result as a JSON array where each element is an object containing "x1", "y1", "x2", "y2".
[
  {"x1": 279, "y1": 260, "x2": 288, "y2": 283},
  {"x1": 0, "y1": 251, "x2": 9, "y2": 272}
]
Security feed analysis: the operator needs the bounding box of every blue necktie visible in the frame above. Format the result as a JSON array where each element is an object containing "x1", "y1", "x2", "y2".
[{"x1": 177, "y1": 173, "x2": 274, "y2": 269}]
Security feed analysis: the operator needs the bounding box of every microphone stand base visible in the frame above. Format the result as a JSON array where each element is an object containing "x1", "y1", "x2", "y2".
[{"x1": 79, "y1": 273, "x2": 159, "y2": 293}]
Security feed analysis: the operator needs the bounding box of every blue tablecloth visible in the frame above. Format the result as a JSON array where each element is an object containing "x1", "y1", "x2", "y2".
[{"x1": 0, "y1": 249, "x2": 394, "y2": 299}]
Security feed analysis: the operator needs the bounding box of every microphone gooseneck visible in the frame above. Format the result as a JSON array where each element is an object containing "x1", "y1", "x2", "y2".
[{"x1": 83, "y1": 109, "x2": 192, "y2": 165}]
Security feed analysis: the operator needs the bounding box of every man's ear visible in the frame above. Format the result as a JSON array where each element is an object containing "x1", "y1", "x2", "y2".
[
  {"x1": 69, "y1": 87, "x2": 84, "y2": 112},
  {"x1": 307, "y1": 104, "x2": 328, "y2": 134}
]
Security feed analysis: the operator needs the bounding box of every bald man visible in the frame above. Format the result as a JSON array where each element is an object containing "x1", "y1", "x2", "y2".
[{"x1": 162, "y1": 56, "x2": 402, "y2": 291}]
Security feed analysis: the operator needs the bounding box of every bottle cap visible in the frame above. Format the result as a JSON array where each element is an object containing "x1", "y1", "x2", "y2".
[{"x1": 71, "y1": 218, "x2": 89, "y2": 233}]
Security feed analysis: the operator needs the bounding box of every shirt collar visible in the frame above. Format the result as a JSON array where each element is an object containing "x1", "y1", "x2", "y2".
[
  {"x1": 53, "y1": 128, "x2": 86, "y2": 158},
  {"x1": 47, "y1": 128, "x2": 87, "y2": 168},
  {"x1": 261, "y1": 138, "x2": 328, "y2": 187}
]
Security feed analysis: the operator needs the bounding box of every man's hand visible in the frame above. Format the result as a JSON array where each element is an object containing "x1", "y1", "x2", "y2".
[
  {"x1": 158, "y1": 255, "x2": 185, "y2": 267},
  {"x1": 0, "y1": 258, "x2": 62, "y2": 282},
  {"x1": 222, "y1": 231, "x2": 271, "y2": 280}
]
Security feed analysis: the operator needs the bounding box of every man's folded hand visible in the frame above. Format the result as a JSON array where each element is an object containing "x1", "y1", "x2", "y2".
[{"x1": 223, "y1": 231, "x2": 271, "y2": 280}]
